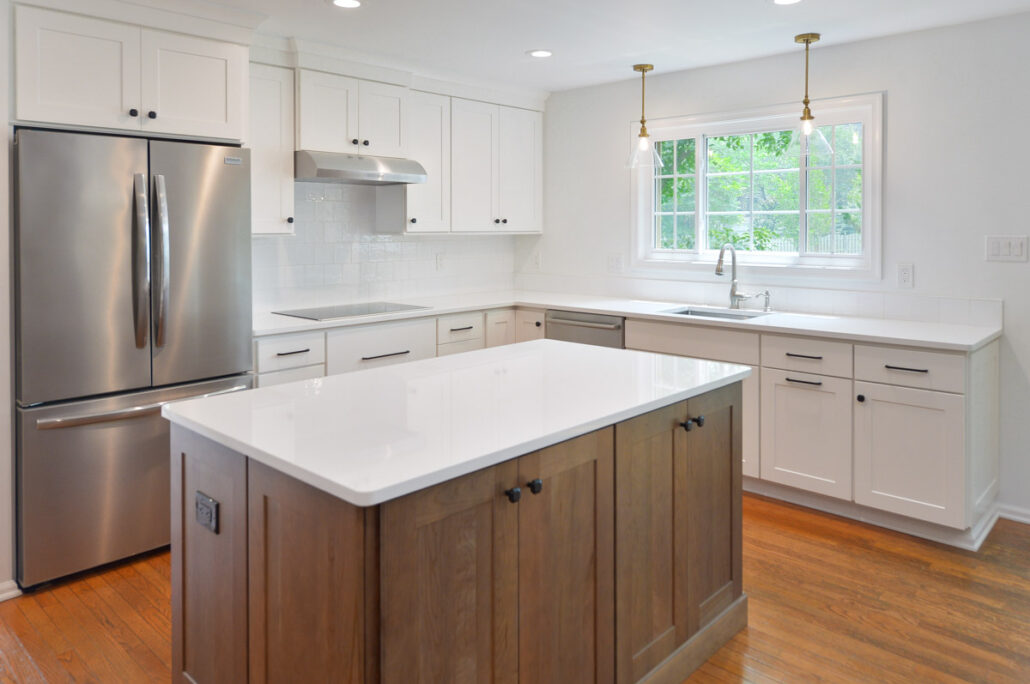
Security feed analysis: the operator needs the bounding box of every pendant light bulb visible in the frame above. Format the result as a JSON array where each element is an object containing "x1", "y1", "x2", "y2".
[
  {"x1": 628, "y1": 64, "x2": 663, "y2": 169},
  {"x1": 795, "y1": 33, "x2": 821, "y2": 136}
]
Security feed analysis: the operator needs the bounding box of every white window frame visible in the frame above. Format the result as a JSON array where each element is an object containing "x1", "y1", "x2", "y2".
[{"x1": 631, "y1": 93, "x2": 883, "y2": 280}]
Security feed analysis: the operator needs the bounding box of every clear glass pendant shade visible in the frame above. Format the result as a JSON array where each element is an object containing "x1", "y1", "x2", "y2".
[{"x1": 628, "y1": 134, "x2": 664, "y2": 169}]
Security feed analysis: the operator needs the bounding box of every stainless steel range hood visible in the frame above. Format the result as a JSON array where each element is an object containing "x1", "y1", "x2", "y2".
[{"x1": 295, "y1": 150, "x2": 427, "y2": 186}]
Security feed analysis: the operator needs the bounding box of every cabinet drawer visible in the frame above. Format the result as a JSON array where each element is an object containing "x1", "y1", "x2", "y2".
[
  {"x1": 255, "y1": 332, "x2": 326, "y2": 373},
  {"x1": 761, "y1": 334, "x2": 852, "y2": 378},
  {"x1": 256, "y1": 364, "x2": 325, "y2": 388},
  {"x1": 437, "y1": 312, "x2": 484, "y2": 345},
  {"x1": 437, "y1": 338, "x2": 485, "y2": 357},
  {"x1": 854, "y1": 345, "x2": 965, "y2": 393},
  {"x1": 326, "y1": 319, "x2": 436, "y2": 375},
  {"x1": 625, "y1": 319, "x2": 760, "y2": 365}
]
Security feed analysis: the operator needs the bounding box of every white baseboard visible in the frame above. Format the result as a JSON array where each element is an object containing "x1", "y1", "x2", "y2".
[
  {"x1": 997, "y1": 502, "x2": 1030, "y2": 525},
  {"x1": 0, "y1": 580, "x2": 22, "y2": 602},
  {"x1": 744, "y1": 477, "x2": 1000, "y2": 552}
]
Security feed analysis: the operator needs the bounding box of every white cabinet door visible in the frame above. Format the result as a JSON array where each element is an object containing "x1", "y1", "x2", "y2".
[
  {"x1": 140, "y1": 29, "x2": 246, "y2": 140},
  {"x1": 498, "y1": 106, "x2": 542, "y2": 232},
  {"x1": 854, "y1": 381, "x2": 966, "y2": 529},
  {"x1": 249, "y1": 64, "x2": 295, "y2": 235},
  {"x1": 514, "y1": 310, "x2": 545, "y2": 342},
  {"x1": 296, "y1": 69, "x2": 360, "y2": 153},
  {"x1": 760, "y1": 368, "x2": 853, "y2": 500},
  {"x1": 451, "y1": 98, "x2": 499, "y2": 231},
  {"x1": 486, "y1": 309, "x2": 516, "y2": 347},
  {"x1": 15, "y1": 6, "x2": 142, "y2": 130},
  {"x1": 326, "y1": 319, "x2": 437, "y2": 375},
  {"x1": 358, "y1": 80, "x2": 407, "y2": 158},
  {"x1": 740, "y1": 366, "x2": 760, "y2": 479},
  {"x1": 405, "y1": 92, "x2": 450, "y2": 231}
]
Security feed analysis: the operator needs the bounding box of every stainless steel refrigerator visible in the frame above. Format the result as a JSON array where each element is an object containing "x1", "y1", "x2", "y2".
[{"x1": 14, "y1": 129, "x2": 253, "y2": 588}]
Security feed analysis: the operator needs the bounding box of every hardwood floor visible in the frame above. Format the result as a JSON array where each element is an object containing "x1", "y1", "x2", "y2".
[{"x1": 0, "y1": 494, "x2": 1027, "y2": 683}]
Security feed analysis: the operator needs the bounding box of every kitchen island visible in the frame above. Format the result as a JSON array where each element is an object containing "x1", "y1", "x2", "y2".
[{"x1": 163, "y1": 340, "x2": 751, "y2": 683}]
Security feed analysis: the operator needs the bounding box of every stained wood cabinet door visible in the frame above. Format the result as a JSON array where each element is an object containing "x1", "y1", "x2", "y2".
[
  {"x1": 247, "y1": 460, "x2": 372, "y2": 683},
  {"x1": 614, "y1": 384, "x2": 742, "y2": 684},
  {"x1": 517, "y1": 429, "x2": 614, "y2": 684},
  {"x1": 380, "y1": 461, "x2": 520, "y2": 684}
]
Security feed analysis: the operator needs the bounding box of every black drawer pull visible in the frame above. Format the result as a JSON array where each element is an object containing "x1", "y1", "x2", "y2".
[
  {"x1": 361, "y1": 350, "x2": 411, "y2": 361},
  {"x1": 450, "y1": 326, "x2": 474, "y2": 332},
  {"x1": 276, "y1": 348, "x2": 310, "y2": 357},
  {"x1": 786, "y1": 377, "x2": 823, "y2": 386},
  {"x1": 786, "y1": 352, "x2": 823, "y2": 360},
  {"x1": 884, "y1": 364, "x2": 929, "y2": 373}
]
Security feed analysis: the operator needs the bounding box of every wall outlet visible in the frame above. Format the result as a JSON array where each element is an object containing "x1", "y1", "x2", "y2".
[
  {"x1": 435, "y1": 253, "x2": 445, "y2": 271},
  {"x1": 531, "y1": 251, "x2": 542, "y2": 271},
  {"x1": 985, "y1": 235, "x2": 1029, "y2": 262},
  {"x1": 898, "y1": 263, "x2": 915, "y2": 288},
  {"x1": 607, "y1": 254, "x2": 625, "y2": 274}
]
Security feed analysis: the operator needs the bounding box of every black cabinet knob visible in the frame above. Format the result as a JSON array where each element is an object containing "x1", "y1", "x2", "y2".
[
  {"x1": 129, "y1": 108, "x2": 139, "y2": 117},
  {"x1": 504, "y1": 487, "x2": 522, "y2": 504},
  {"x1": 352, "y1": 138, "x2": 359, "y2": 145},
  {"x1": 410, "y1": 218, "x2": 417, "y2": 224},
  {"x1": 286, "y1": 217, "x2": 294, "y2": 224},
  {"x1": 502, "y1": 219, "x2": 508, "y2": 224},
  {"x1": 527, "y1": 478, "x2": 543, "y2": 495},
  {"x1": 534, "y1": 321, "x2": 542, "y2": 327},
  {"x1": 494, "y1": 219, "x2": 501, "y2": 224},
  {"x1": 857, "y1": 394, "x2": 866, "y2": 403},
  {"x1": 148, "y1": 111, "x2": 157, "y2": 119},
  {"x1": 680, "y1": 415, "x2": 706, "y2": 431},
  {"x1": 362, "y1": 140, "x2": 370, "y2": 146}
]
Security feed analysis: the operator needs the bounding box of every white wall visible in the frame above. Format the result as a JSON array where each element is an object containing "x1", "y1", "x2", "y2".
[
  {"x1": 253, "y1": 183, "x2": 516, "y2": 311},
  {"x1": 1, "y1": 0, "x2": 16, "y2": 596},
  {"x1": 519, "y1": 13, "x2": 1030, "y2": 512}
]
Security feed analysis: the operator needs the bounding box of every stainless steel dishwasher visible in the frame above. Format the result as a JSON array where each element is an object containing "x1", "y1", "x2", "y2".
[{"x1": 545, "y1": 310, "x2": 625, "y2": 348}]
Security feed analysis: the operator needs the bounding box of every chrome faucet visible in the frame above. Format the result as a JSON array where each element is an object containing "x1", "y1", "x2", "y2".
[{"x1": 715, "y1": 243, "x2": 771, "y2": 311}]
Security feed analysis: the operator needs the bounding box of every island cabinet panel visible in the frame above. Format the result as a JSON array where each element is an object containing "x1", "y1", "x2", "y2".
[
  {"x1": 171, "y1": 428, "x2": 248, "y2": 684},
  {"x1": 613, "y1": 384, "x2": 743, "y2": 684},
  {"x1": 380, "y1": 461, "x2": 520, "y2": 684},
  {"x1": 247, "y1": 460, "x2": 371, "y2": 684},
  {"x1": 517, "y1": 428, "x2": 615, "y2": 684}
]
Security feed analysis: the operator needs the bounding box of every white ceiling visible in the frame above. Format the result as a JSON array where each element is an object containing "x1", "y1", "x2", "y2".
[{"x1": 205, "y1": 0, "x2": 1030, "y2": 92}]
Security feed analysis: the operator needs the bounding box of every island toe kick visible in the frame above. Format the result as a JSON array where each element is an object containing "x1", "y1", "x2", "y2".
[{"x1": 170, "y1": 382, "x2": 746, "y2": 683}]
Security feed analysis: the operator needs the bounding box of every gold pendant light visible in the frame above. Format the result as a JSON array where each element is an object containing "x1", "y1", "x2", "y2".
[
  {"x1": 628, "y1": 64, "x2": 664, "y2": 168},
  {"x1": 795, "y1": 33, "x2": 820, "y2": 136}
]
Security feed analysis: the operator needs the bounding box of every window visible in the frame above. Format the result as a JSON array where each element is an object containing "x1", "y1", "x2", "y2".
[{"x1": 635, "y1": 94, "x2": 882, "y2": 276}]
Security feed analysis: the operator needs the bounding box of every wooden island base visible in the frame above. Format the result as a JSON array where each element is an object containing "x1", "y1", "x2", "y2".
[{"x1": 171, "y1": 383, "x2": 745, "y2": 684}]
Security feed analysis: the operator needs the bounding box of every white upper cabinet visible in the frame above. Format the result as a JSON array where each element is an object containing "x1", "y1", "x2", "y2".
[
  {"x1": 296, "y1": 69, "x2": 359, "y2": 153},
  {"x1": 452, "y1": 98, "x2": 542, "y2": 233},
  {"x1": 249, "y1": 64, "x2": 296, "y2": 235},
  {"x1": 15, "y1": 6, "x2": 247, "y2": 140},
  {"x1": 140, "y1": 30, "x2": 247, "y2": 139},
  {"x1": 498, "y1": 106, "x2": 543, "y2": 232},
  {"x1": 296, "y1": 69, "x2": 408, "y2": 157},
  {"x1": 404, "y1": 91, "x2": 451, "y2": 231},
  {"x1": 15, "y1": 6, "x2": 141, "y2": 131},
  {"x1": 358, "y1": 80, "x2": 407, "y2": 157},
  {"x1": 451, "y1": 98, "x2": 499, "y2": 231}
]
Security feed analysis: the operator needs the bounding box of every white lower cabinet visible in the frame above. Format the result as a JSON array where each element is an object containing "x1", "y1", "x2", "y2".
[
  {"x1": 326, "y1": 319, "x2": 436, "y2": 375},
  {"x1": 760, "y1": 368, "x2": 852, "y2": 500},
  {"x1": 256, "y1": 364, "x2": 325, "y2": 388},
  {"x1": 486, "y1": 309, "x2": 516, "y2": 347},
  {"x1": 514, "y1": 309, "x2": 546, "y2": 342},
  {"x1": 854, "y1": 381, "x2": 966, "y2": 528}
]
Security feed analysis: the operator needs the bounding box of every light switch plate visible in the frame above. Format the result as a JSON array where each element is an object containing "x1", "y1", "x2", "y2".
[
  {"x1": 898, "y1": 263, "x2": 915, "y2": 288},
  {"x1": 985, "y1": 235, "x2": 1029, "y2": 262}
]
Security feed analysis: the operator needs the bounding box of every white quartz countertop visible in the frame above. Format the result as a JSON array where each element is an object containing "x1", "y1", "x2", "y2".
[
  {"x1": 253, "y1": 290, "x2": 1002, "y2": 352},
  {"x1": 162, "y1": 340, "x2": 750, "y2": 506}
]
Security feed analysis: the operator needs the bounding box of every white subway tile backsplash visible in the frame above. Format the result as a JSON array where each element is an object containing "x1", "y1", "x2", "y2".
[{"x1": 252, "y1": 183, "x2": 516, "y2": 310}]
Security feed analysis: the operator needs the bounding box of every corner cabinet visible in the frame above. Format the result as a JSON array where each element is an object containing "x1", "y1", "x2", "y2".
[
  {"x1": 296, "y1": 69, "x2": 408, "y2": 158},
  {"x1": 452, "y1": 99, "x2": 542, "y2": 233},
  {"x1": 249, "y1": 64, "x2": 296, "y2": 235},
  {"x1": 15, "y1": 5, "x2": 247, "y2": 140}
]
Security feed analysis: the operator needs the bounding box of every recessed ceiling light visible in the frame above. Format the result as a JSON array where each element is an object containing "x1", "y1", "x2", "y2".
[
  {"x1": 773, "y1": 0, "x2": 802, "y2": 5},
  {"x1": 331, "y1": 0, "x2": 361, "y2": 8},
  {"x1": 527, "y1": 49, "x2": 553, "y2": 58}
]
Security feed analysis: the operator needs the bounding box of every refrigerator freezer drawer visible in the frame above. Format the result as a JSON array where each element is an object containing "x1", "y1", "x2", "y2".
[{"x1": 17, "y1": 376, "x2": 251, "y2": 588}]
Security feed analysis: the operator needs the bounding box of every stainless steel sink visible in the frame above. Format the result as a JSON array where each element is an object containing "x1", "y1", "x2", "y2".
[{"x1": 662, "y1": 306, "x2": 770, "y2": 320}]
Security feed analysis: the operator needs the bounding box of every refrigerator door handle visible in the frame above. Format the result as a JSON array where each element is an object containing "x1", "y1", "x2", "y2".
[
  {"x1": 153, "y1": 174, "x2": 171, "y2": 348},
  {"x1": 35, "y1": 384, "x2": 249, "y2": 430},
  {"x1": 132, "y1": 173, "x2": 151, "y2": 349}
]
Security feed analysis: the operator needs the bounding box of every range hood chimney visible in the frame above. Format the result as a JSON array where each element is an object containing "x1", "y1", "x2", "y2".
[{"x1": 294, "y1": 150, "x2": 427, "y2": 186}]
